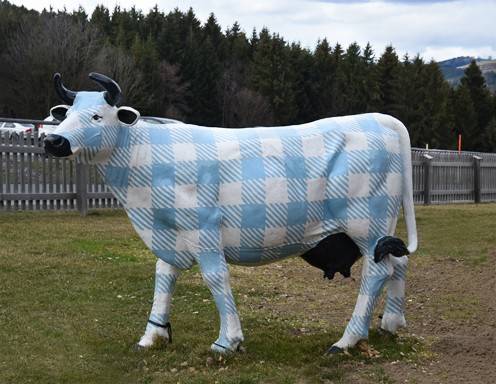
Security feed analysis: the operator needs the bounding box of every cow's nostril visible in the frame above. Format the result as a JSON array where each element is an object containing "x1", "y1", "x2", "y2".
[
  {"x1": 44, "y1": 134, "x2": 72, "y2": 157},
  {"x1": 45, "y1": 134, "x2": 64, "y2": 147},
  {"x1": 52, "y1": 136, "x2": 63, "y2": 147}
]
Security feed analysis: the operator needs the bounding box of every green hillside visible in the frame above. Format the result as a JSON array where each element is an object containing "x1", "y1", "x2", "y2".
[{"x1": 439, "y1": 57, "x2": 496, "y2": 91}]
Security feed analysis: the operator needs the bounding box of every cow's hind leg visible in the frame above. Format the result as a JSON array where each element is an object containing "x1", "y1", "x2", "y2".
[
  {"x1": 328, "y1": 236, "x2": 395, "y2": 353},
  {"x1": 381, "y1": 255, "x2": 408, "y2": 333},
  {"x1": 137, "y1": 259, "x2": 180, "y2": 349},
  {"x1": 198, "y1": 251, "x2": 244, "y2": 353},
  {"x1": 377, "y1": 218, "x2": 409, "y2": 334}
]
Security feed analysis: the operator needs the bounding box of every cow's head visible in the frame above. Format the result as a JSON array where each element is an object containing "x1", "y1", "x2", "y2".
[{"x1": 44, "y1": 72, "x2": 140, "y2": 163}]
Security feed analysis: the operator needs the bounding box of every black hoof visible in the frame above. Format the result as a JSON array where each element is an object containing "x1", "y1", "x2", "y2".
[
  {"x1": 325, "y1": 345, "x2": 344, "y2": 355},
  {"x1": 133, "y1": 343, "x2": 146, "y2": 352},
  {"x1": 377, "y1": 328, "x2": 396, "y2": 338}
]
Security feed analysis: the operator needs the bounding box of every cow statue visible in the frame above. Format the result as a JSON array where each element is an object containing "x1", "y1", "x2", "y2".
[{"x1": 44, "y1": 72, "x2": 417, "y2": 354}]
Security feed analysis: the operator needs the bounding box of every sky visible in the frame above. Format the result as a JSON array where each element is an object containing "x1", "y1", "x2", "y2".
[{"x1": 10, "y1": 0, "x2": 496, "y2": 61}]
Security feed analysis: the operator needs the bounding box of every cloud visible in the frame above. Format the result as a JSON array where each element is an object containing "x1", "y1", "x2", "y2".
[
  {"x1": 315, "y1": 0, "x2": 459, "y2": 3},
  {"x1": 9, "y1": 0, "x2": 496, "y2": 61},
  {"x1": 422, "y1": 46, "x2": 496, "y2": 61}
]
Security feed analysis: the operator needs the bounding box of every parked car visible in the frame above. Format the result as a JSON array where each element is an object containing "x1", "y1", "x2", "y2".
[
  {"x1": 37, "y1": 115, "x2": 181, "y2": 135},
  {"x1": 139, "y1": 116, "x2": 182, "y2": 125},
  {"x1": 37, "y1": 116, "x2": 59, "y2": 136},
  {"x1": 0, "y1": 121, "x2": 34, "y2": 138}
]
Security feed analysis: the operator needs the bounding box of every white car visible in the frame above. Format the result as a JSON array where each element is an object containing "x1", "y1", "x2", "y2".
[
  {"x1": 139, "y1": 116, "x2": 182, "y2": 125},
  {"x1": 37, "y1": 116, "x2": 59, "y2": 136},
  {"x1": 0, "y1": 121, "x2": 34, "y2": 138},
  {"x1": 37, "y1": 116, "x2": 182, "y2": 136}
]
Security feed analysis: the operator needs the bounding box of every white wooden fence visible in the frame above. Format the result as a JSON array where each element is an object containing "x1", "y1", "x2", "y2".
[
  {"x1": 1, "y1": 130, "x2": 496, "y2": 215},
  {"x1": 0, "y1": 131, "x2": 118, "y2": 214},
  {"x1": 411, "y1": 148, "x2": 496, "y2": 204}
]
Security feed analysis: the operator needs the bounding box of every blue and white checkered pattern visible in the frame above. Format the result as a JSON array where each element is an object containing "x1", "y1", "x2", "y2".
[
  {"x1": 53, "y1": 91, "x2": 416, "y2": 353},
  {"x1": 97, "y1": 115, "x2": 404, "y2": 270}
]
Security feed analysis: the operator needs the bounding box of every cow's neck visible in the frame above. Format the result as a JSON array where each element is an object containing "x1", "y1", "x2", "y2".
[{"x1": 95, "y1": 124, "x2": 148, "y2": 206}]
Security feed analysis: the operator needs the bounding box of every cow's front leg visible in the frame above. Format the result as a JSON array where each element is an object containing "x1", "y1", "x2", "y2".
[
  {"x1": 381, "y1": 255, "x2": 408, "y2": 333},
  {"x1": 329, "y1": 249, "x2": 393, "y2": 352},
  {"x1": 137, "y1": 259, "x2": 180, "y2": 349},
  {"x1": 198, "y1": 250, "x2": 244, "y2": 353}
]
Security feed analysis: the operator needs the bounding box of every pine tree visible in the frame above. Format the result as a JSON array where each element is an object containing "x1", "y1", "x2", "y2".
[
  {"x1": 460, "y1": 60, "x2": 493, "y2": 150},
  {"x1": 250, "y1": 29, "x2": 297, "y2": 124},
  {"x1": 249, "y1": 27, "x2": 259, "y2": 58},
  {"x1": 156, "y1": 8, "x2": 199, "y2": 63},
  {"x1": 71, "y1": 6, "x2": 88, "y2": 24},
  {"x1": 329, "y1": 43, "x2": 345, "y2": 116},
  {"x1": 342, "y1": 42, "x2": 366, "y2": 114},
  {"x1": 376, "y1": 45, "x2": 401, "y2": 116},
  {"x1": 131, "y1": 34, "x2": 160, "y2": 114},
  {"x1": 394, "y1": 54, "x2": 418, "y2": 133},
  {"x1": 311, "y1": 38, "x2": 333, "y2": 119},
  {"x1": 90, "y1": 5, "x2": 111, "y2": 36},
  {"x1": 144, "y1": 5, "x2": 165, "y2": 41},
  {"x1": 417, "y1": 61, "x2": 451, "y2": 148},
  {"x1": 222, "y1": 22, "x2": 252, "y2": 126},
  {"x1": 483, "y1": 117, "x2": 496, "y2": 152},
  {"x1": 450, "y1": 85, "x2": 477, "y2": 150},
  {"x1": 111, "y1": 6, "x2": 140, "y2": 49},
  {"x1": 361, "y1": 42, "x2": 380, "y2": 112},
  {"x1": 225, "y1": 22, "x2": 250, "y2": 64},
  {"x1": 288, "y1": 43, "x2": 314, "y2": 123},
  {"x1": 181, "y1": 35, "x2": 222, "y2": 125},
  {"x1": 203, "y1": 13, "x2": 225, "y2": 59}
]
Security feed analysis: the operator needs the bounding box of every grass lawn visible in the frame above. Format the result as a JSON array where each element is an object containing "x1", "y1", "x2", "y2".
[{"x1": 0, "y1": 205, "x2": 495, "y2": 383}]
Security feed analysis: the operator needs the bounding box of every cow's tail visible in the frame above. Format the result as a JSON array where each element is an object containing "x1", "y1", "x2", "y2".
[{"x1": 374, "y1": 113, "x2": 418, "y2": 254}]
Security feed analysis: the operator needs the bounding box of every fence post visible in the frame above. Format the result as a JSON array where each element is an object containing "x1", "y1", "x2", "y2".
[
  {"x1": 76, "y1": 162, "x2": 88, "y2": 216},
  {"x1": 473, "y1": 155, "x2": 482, "y2": 203},
  {"x1": 423, "y1": 154, "x2": 433, "y2": 205}
]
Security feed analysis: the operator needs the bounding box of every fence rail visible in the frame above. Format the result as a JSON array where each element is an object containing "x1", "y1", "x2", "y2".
[
  {"x1": 411, "y1": 148, "x2": 496, "y2": 204},
  {"x1": 0, "y1": 130, "x2": 119, "y2": 214},
  {"x1": 1, "y1": 131, "x2": 496, "y2": 215}
]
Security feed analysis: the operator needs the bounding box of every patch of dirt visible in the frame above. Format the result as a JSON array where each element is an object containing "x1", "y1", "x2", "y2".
[
  {"x1": 232, "y1": 248, "x2": 496, "y2": 384},
  {"x1": 383, "y1": 251, "x2": 496, "y2": 384}
]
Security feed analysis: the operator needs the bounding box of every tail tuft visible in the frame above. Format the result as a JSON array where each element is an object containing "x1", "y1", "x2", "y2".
[{"x1": 374, "y1": 236, "x2": 409, "y2": 263}]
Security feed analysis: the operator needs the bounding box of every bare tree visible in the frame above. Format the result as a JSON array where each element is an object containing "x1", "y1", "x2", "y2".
[
  {"x1": 154, "y1": 61, "x2": 189, "y2": 120},
  {"x1": 221, "y1": 64, "x2": 273, "y2": 127},
  {"x1": 230, "y1": 87, "x2": 273, "y2": 127},
  {"x1": 93, "y1": 44, "x2": 149, "y2": 109},
  {"x1": 0, "y1": 14, "x2": 101, "y2": 117}
]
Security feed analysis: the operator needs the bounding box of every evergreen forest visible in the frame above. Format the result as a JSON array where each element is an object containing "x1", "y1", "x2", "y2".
[{"x1": 1, "y1": 1, "x2": 495, "y2": 151}]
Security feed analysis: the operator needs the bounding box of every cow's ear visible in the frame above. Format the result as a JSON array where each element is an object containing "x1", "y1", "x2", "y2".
[
  {"x1": 117, "y1": 106, "x2": 140, "y2": 126},
  {"x1": 50, "y1": 105, "x2": 70, "y2": 122}
]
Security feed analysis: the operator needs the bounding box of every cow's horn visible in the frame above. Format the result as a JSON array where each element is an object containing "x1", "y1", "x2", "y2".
[
  {"x1": 89, "y1": 72, "x2": 122, "y2": 106},
  {"x1": 53, "y1": 73, "x2": 76, "y2": 105}
]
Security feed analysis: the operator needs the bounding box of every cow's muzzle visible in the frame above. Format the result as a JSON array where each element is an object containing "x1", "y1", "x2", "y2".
[{"x1": 44, "y1": 134, "x2": 72, "y2": 157}]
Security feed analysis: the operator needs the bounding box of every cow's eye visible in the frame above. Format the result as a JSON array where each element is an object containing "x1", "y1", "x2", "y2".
[{"x1": 92, "y1": 114, "x2": 103, "y2": 122}]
